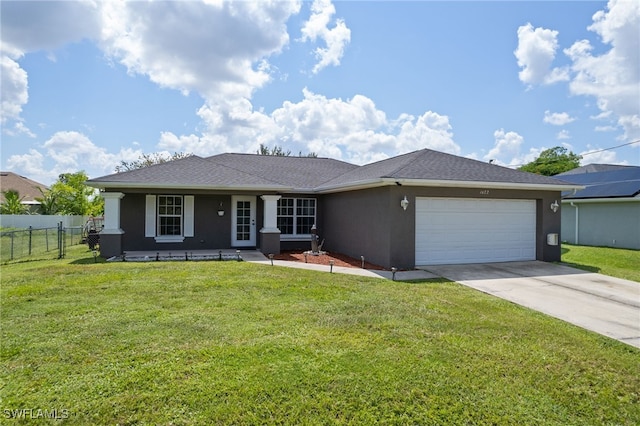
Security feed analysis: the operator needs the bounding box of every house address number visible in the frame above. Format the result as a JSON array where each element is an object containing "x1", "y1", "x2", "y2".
[{"x1": 479, "y1": 190, "x2": 490, "y2": 195}]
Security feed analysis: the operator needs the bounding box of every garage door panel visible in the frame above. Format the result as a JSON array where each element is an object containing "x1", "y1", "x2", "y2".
[{"x1": 416, "y1": 198, "x2": 536, "y2": 265}]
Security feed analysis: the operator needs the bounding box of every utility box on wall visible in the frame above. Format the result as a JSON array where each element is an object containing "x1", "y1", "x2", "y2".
[{"x1": 547, "y1": 233, "x2": 559, "y2": 246}]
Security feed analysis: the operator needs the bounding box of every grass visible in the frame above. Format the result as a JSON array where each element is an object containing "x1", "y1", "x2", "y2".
[
  {"x1": 1, "y1": 245, "x2": 639, "y2": 425},
  {"x1": 561, "y1": 243, "x2": 640, "y2": 282}
]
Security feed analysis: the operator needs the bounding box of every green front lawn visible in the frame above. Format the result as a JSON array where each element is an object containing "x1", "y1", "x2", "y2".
[
  {"x1": 562, "y1": 243, "x2": 640, "y2": 282},
  {"x1": 2, "y1": 246, "x2": 639, "y2": 424}
]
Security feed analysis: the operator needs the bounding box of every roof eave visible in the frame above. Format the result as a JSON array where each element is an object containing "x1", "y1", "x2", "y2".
[
  {"x1": 315, "y1": 178, "x2": 584, "y2": 193},
  {"x1": 86, "y1": 181, "x2": 293, "y2": 192},
  {"x1": 562, "y1": 195, "x2": 640, "y2": 203}
]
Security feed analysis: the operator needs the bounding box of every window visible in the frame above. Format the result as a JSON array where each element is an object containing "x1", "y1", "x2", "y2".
[
  {"x1": 277, "y1": 198, "x2": 316, "y2": 236},
  {"x1": 145, "y1": 195, "x2": 194, "y2": 241},
  {"x1": 158, "y1": 195, "x2": 182, "y2": 236}
]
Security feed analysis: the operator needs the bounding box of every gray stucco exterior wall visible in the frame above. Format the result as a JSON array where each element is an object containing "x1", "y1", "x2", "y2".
[
  {"x1": 104, "y1": 185, "x2": 564, "y2": 267},
  {"x1": 119, "y1": 192, "x2": 233, "y2": 252},
  {"x1": 323, "y1": 186, "x2": 563, "y2": 269},
  {"x1": 561, "y1": 201, "x2": 640, "y2": 250}
]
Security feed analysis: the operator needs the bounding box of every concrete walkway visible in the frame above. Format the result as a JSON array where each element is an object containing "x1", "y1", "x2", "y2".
[
  {"x1": 242, "y1": 251, "x2": 439, "y2": 281},
  {"x1": 423, "y1": 261, "x2": 640, "y2": 349}
]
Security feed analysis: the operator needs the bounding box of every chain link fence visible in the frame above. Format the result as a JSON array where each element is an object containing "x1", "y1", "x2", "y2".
[{"x1": 0, "y1": 223, "x2": 84, "y2": 263}]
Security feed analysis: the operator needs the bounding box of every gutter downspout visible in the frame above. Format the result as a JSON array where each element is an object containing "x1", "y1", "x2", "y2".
[{"x1": 570, "y1": 202, "x2": 579, "y2": 245}]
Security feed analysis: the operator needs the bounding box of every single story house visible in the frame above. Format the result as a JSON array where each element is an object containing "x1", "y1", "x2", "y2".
[
  {"x1": 87, "y1": 149, "x2": 580, "y2": 268},
  {"x1": 558, "y1": 165, "x2": 640, "y2": 250}
]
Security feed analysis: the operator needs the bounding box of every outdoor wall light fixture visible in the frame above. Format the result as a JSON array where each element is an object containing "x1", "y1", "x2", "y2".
[
  {"x1": 400, "y1": 196, "x2": 409, "y2": 211},
  {"x1": 550, "y1": 200, "x2": 559, "y2": 213},
  {"x1": 217, "y1": 202, "x2": 225, "y2": 217}
]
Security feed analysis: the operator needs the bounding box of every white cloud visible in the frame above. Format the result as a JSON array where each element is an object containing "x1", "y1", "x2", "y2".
[
  {"x1": 0, "y1": 55, "x2": 28, "y2": 125},
  {"x1": 300, "y1": 0, "x2": 351, "y2": 74},
  {"x1": 0, "y1": 0, "x2": 100, "y2": 54},
  {"x1": 484, "y1": 129, "x2": 524, "y2": 165},
  {"x1": 556, "y1": 130, "x2": 571, "y2": 140},
  {"x1": 594, "y1": 125, "x2": 617, "y2": 132},
  {"x1": 0, "y1": 0, "x2": 100, "y2": 131},
  {"x1": 579, "y1": 147, "x2": 623, "y2": 165},
  {"x1": 100, "y1": 1, "x2": 300, "y2": 102},
  {"x1": 393, "y1": 111, "x2": 459, "y2": 158},
  {"x1": 160, "y1": 88, "x2": 459, "y2": 165},
  {"x1": 564, "y1": 0, "x2": 640, "y2": 141},
  {"x1": 3, "y1": 121, "x2": 36, "y2": 138},
  {"x1": 543, "y1": 110, "x2": 576, "y2": 126},
  {"x1": 6, "y1": 131, "x2": 143, "y2": 184},
  {"x1": 4, "y1": 149, "x2": 46, "y2": 181},
  {"x1": 514, "y1": 23, "x2": 569, "y2": 86}
]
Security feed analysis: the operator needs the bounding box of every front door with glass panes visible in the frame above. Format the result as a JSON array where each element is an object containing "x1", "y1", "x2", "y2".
[{"x1": 231, "y1": 196, "x2": 256, "y2": 247}]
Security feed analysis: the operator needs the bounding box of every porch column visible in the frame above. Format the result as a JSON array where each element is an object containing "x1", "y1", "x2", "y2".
[
  {"x1": 260, "y1": 195, "x2": 281, "y2": 255},
  {"x1": 100, "y1": 192, "x2": 125, "y2": 258}
]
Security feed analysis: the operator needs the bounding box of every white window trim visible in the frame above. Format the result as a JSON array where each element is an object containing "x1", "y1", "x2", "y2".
[
  {"x1": 145, "y1": 194, "x2": 194, "y2": 242},
  {"x1": 154, "y1": 235, "x2": 185, "y2": 243}
]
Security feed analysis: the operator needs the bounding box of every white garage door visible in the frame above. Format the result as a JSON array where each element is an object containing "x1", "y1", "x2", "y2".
[{"x1": 415, "y1": 198, "x2": 536, "y2": 265}]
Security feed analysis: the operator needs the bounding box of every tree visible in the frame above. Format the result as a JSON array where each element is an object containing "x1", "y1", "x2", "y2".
[
  {"x1": 1, "y1": 189, "x2": 28, "y2": 214},
  {"x1": 257, "y1": 144, "x2": 291, "y2": 156},
  {"x1": 257, "y1": 144, "x2": 318, "y2": 158},
  {"x1": 35, "y1": 187, "x2": 60, "y2": 215},
  {"x1": 115, "y1": 152, "x2": 192, "y2": 172},
  {"x1": 518, "y1": 147, "x2": 581, "y2": 176},
  {"x1": 49, "y1": 171, "x2": 103, "y2": 216}
]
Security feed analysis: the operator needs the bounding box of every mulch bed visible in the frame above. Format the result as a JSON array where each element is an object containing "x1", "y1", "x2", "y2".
[{"x1": 273, "y1": 251, "x2": 386, "y2": 270}]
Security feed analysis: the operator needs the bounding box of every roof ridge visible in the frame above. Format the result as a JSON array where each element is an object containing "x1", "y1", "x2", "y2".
[
  {"x1": 207, "y1": 152, "x2": 339, "y2": 161},
  {"x1": 381, "y1": 149, "x2": 428, "y2": 177}
]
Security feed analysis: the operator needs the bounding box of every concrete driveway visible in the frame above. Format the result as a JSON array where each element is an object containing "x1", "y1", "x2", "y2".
[{"x1": 423, "y1": 261, "x2": 640, "y2": 349}]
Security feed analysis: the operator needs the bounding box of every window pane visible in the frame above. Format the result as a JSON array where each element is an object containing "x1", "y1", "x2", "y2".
[
  {"x1": 277, "y1": 217, "x2": 293, "y2": 235},
  {"x1": 157, "y1": 195, "x2": 183, "y2": 236},
  {"x1": 297, "y1": 216, "x2": 315, "y2": 235}
]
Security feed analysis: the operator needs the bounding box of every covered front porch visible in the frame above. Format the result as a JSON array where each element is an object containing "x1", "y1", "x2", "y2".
[{"x1": 99, "y1": 192, "x2": 287, "y2": 258}]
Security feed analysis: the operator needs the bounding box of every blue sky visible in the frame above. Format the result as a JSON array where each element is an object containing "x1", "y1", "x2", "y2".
[{"x1": 1, "y1": 0, "x2": 639, "y2": 185}]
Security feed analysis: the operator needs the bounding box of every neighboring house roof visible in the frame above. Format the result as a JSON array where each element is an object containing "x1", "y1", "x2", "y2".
[
  {"x1": 557, "y1": 164, "x2": 636, "y2": 175},
  {"x1": 0, "y1": 172, "x2": 48, "y2": 205},
  {"x1": 559, "y1": 166, "x2": 640, "y2": 199},
  {"x1": 87, "y1": 149, "x2": 580, "y2": 192}
]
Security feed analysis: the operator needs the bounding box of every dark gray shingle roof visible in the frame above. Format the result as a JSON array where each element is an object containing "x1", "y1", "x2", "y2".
[
  {"x1": 319, "y1": 149, "x2": 572, "y2": 188},
  {"x1": 206, "y1": 153, "x2": 358, "y2": 190},
  {"x1": 87, "y1": 155, "x2": 289, "y2": 189},
  {"x1": 87, "y1": 149, "x2": 577, "y2": 192}
]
